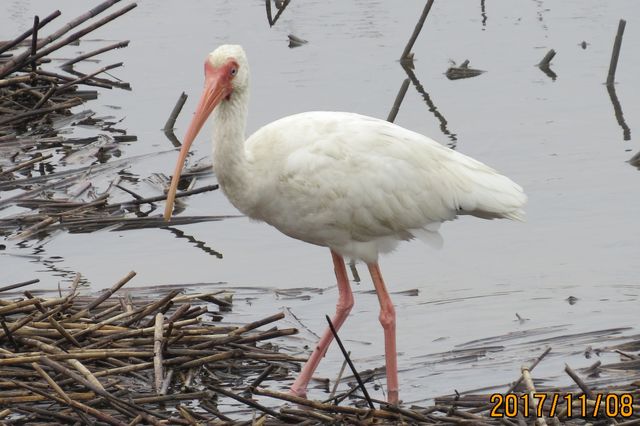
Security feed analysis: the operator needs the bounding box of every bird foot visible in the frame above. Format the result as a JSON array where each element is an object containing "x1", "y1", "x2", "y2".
[{"x1": 288, "y1": 385, "x2": 307, "y2": 400}]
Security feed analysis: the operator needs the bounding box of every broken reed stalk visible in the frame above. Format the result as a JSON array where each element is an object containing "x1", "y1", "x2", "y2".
[
  {"x1": 0, "y1": 153, "x2": 53, "y2": 177},
  {"x1": 0, "y1": 3, "x2": 137, "y2": 78},
  {"x1": 387, "y1": 78, "x2": 410, "y2": 123},
  {"x1": 564, "y1": 363, "x2": 595, "y2": 399},
  {"x1": 607, "y1": 19, "x2": 626, "y2": 86},
  {"x1": 506, "y1": 346, "x2": 551, "y2": 393},
  {"x1": 60, "y1": 40, "x2": 130, "y2": 69},
  {"x1": 521, "y1": 365, "x2": 548, "y2": 426},
  {"x1": 325, "y1": 314, "x2": 374, "y2": 409},
  {"x1": 538, "y1": 49, "x2": 556, "y2": 68},
  {"x1": 401, "y1": 0, "x2": 435, "y2": 61},
  {"x1": 57, "y1": 62, "x2": 124, "y2": 91},
  {"x1": 163, "y1": 91, "x2": 188, "y2": 134},
  {"x1": 0, "y1": 279, "x2": 40, "y2": 293},
  {"x1": 0, "y1": 0, "x2": 122, "y2": 78},
  {"x1": 329, "y1": 351, "x2": 350, "y2": 400},
  {"x1": 30, "y1": 16, "x2": 40, "y2": 74},
  {"x1": 66, "y1": 270, "x2": 136, "y2": 321},
  {"x1": 153, "y1": 312, "x2": 164, "y2": 393},
  {"x1": 0, "y1": 10, "x2": 61, "y2": 55}
]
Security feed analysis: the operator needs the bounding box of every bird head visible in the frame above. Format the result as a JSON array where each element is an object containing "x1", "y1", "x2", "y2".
[{"x1": 163, "y1": 45, "x2": 248, "y2": 221}]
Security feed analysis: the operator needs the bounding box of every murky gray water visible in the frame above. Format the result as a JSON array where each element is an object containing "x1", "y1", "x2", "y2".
[{"x1": 1, "y1": 0, "x2": 639, "y2": 403}]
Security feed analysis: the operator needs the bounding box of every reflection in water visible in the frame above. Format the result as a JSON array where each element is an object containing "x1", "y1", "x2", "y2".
[
  {"x1": 628, "y1": 151, "x2": 640, "y2": 170},
  {"x1": 265, "y1": 0, "x2": 291, "y2": 27},
  {"x1": 606, "y1": 83, "x2": 631, "y2": 141},
  {"x1": 401, "y1": 64, "x2": 458, "y2": 149},
  {"x1": 165, "y1": 226, "x2": 223, "y2": 258},
  {"x1": 480, "y1": 0, "x2": 487, "y2": 29},
  {"x1": 15, "y1": 240, "x2": 89, "y2": 289},
  {"x1": 538, "y1": 64, "x2": 557, "y2": 81}
]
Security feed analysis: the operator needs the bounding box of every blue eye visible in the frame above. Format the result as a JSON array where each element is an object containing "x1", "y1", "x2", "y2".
[{"x1": 231, "y1": 67, "x2": 238, "y2": 76}]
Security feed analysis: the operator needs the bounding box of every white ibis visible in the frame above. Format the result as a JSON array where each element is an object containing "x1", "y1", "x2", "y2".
[{"x1": 163, "y1": 45, "x2": 526, "y2": 404}]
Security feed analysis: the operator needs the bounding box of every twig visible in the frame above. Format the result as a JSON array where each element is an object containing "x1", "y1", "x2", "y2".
[
  {"x1": 0, "y1": 278, "x2": 40, "y2": 293},
  {"x1": 57, "y1": 62, "x2": 123, "y2": 91},
  {"x1": 387, "y1": 78, "x2": 410, "y2": 123},
  {"x1": 506, "y1": 346, "x2": 551, "y2": 393},
  {"x1": 0, "y1": 3, "x2": 137, "y2": 78},
  {"x1": 521, "y1": 365, "x2": 548, "y2": 426},
  {"x1": 60, "y1": 40, "x2": 130, "y2": 69},
  {"x1": 163, "y1": 91, "x2": 188, "y2": 147},
  {"x1": 564, "y1": 363, "x2": 595, "y2": 399},
  {"x1": 0, "y1": 10, "x2": 61, "y2": 55},
  {"x1": 607, "y1": 19, "x2": 626, "y2": 86},
  {"x1": 325, "y1": 315, "x2": 374, "y2": 409},
  {"x1": 66, "y1": 270, "x2": 136, "y2": 321},
  {"x1": 153, "y1": 312, "x2": 164, "y2": 393},
  {"x1": 30, "y1": 16, "x2": 40, "y2": 74},
  {"x1": 401, "y1": 0, "x2": 435, "y2": 61},
  {"x1": 0, "y1": 0, "x2": 123, "y2": 78},
  {"x1": 329, "y1": 351, "x2": 350, "y2": 400},
  {"x1": 538, "y1": 49, "x2": 556, "y2": 68}
]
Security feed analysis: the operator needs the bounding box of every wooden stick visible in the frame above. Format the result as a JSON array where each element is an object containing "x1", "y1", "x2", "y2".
[
  {"x1": 387, "y1": 78, "x2": 410, "y2": 123},
  {"x1": 0, "y1": 0, "x2": 124, "y2": 77},
  {"x1": 401, "y1": 0, "x2": 435, "y2": 60},
  {"x1": 326, "y1": 315, "x2": 374, "y2": 409},
  {"x1": 538, "y1": 49, "x2": 556, "y2": 68},
  {"x1": 521, "y1": 365, "x2": 548, "y2": 426},
  {"x1": 0, "y1": 278, "x2": 39, "y2": 293},
  {"x1": 11, "y1": 380, "x2": 124, "y2": 426},
  {"x1": 506, "y1": 346, "x2": 551, "y2": 393},
  {"x1": 57, "y1": 62, "x2": 123, "y2": 91},
  {"x1": 0, "y1": 10, "x2": 61, "y2": 55},
  {"x1": 564, "y1": 363, "x2": 595, "y2": 399},
  {"x1": 66, "y1": 270, "x2": 136, "y2": 321},
  {"x1": 153, "y1": 312, "x2": 164, "y2": 393},
  {"x1": 163, "y1": 91, "x2": 188, "y2": 135},
  {"x1": 607, "y1": 19, "x2": 626, "y2": 86},
  {"x1": 0, "y1": 153, "x2": 52, "y2": 177},
  {"x1": 60, "y1": 40, "x2": 129, "y2": 68},
  {"x1": 0, "y1": 97, "x2": 83, "y2": 126}
]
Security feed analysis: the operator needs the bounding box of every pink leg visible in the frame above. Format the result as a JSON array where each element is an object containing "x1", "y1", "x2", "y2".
[
  {"x1": 290, "y1": 250, "x2": 354, "y2": 398},
  {"x1": 367, "y1": 262, "x2": 399, "y2": 404}
]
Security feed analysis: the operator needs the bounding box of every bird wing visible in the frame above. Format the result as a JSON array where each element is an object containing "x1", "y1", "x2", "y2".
[{"x1": 245, "y1": 111, "x2": 526, "y2": 247}]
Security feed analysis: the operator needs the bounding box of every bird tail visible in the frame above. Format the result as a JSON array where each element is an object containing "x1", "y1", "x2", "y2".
[{"x1": 450, "y1": 155, "x2": 527, "y2": 221}]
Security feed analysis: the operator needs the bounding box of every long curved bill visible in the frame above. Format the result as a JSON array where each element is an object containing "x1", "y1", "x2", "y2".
[{"x1": 163, "y1": 67, "x2": 229, "y2": 221}]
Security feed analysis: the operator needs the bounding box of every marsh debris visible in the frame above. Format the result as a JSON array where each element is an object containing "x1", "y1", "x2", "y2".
[{"x1": 445, "y1": 59, "x2": 486, "y2": 80}]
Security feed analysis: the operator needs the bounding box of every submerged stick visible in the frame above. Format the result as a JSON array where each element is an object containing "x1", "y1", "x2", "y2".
[
  {"x1": 325, "y1": 315, "x2": 374, "y2": 409},
  {"x1": 606, "y1": 19, "x2": 626, "y2": 86}
]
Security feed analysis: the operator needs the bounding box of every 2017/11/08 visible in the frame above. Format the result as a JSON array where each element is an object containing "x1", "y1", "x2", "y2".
[{"x1": 489, "y1": 393, "x2": 634, "y2": 418}]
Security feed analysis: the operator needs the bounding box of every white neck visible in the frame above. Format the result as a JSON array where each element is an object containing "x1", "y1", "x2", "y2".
[{"x1": 211, "y1": 88, "x2": 253, "y2": 213}]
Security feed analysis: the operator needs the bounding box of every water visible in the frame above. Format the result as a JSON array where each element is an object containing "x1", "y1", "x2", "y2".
[{"x1": 1, "y1": 0, "x2": 639, "y2": 403}]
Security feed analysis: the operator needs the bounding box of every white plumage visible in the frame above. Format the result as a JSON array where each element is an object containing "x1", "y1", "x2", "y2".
[
  {"x1": 164, "y1": 45, "x2": 526, "y2": 404},
  {"x1": 238, "y1": 111, "x2": 525, "y2": 262}
]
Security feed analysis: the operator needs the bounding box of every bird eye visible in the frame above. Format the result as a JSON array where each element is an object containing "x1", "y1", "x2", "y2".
[{"x1": 230, "y1": 67, "x2": 238, "y2": 76}]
